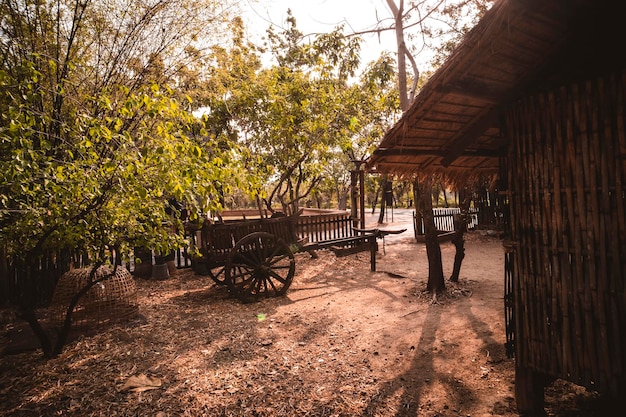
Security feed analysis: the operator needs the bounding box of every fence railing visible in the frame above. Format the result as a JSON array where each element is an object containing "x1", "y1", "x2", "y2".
[
  {"x1": 294, "y1": 211, "x2": 355, "y2": 243},
  {"x1": 414, "y1": 207, "x2": 479, "y2": 235}
]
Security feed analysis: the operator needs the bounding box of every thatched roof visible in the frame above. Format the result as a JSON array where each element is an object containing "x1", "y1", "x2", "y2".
[{"x1": 367, "y1": 0, "x2": 621, "y2": 180}]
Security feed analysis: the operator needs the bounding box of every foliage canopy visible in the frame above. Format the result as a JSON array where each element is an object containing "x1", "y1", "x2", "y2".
[{"x1": 0, "y1": 0, "x2": 242, "y2": 265}]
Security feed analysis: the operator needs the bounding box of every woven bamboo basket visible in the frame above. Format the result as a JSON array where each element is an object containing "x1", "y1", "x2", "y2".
[{"x1": 49, "y1": 265, "x2": 138, "y2": 329}]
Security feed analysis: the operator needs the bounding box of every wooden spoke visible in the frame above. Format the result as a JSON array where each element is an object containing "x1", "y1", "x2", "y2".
[{"x1": 207, "y1": 266, "x2": 226, "y2": 285}]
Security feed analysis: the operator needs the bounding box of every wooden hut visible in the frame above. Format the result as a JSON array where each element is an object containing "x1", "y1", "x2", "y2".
[{"x1": 367, "y1": 0, "x2": 626, "y2": 414}]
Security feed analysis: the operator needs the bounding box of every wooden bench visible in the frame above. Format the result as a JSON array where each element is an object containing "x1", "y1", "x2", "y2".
[
  {"x1": 353, "y1": 227, "x2": 407, "y2": 255},
  {"x1": 301, "y1": 227, "x2": 406, "y2": 272}
]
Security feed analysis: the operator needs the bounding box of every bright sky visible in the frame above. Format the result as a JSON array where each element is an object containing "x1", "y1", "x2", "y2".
[{"x1": 242, "y1": 0, "x2": 402, "y2": 68}]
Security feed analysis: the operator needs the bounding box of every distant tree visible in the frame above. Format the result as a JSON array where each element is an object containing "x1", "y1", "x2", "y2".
[
  {"x1": 227, "y1": 13, "x2": 399, "y2": 216},
  {"x1": 334, "y1": 53, "x2": 400, "y2": 214},
  {"x1": 318, "y1": 151, "x2": 353, "y2": 210},
  {"x1": 380, "y1": 0, "x2": 491, "y2": 109}
]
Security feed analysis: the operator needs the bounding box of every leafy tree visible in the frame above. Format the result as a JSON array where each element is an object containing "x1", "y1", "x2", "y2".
[
  {"x1": 0, "y1": 0, "x2": 242, "y2": 357},
  {"x1": 177, "y1": 16, "x2": 267, "y2": 208},
  {"x1": 326, "y1": 53, "x2": 400, "y2": 212},
  {"x1": 1, "y1": 69, "x2": 237, "y2": 357},
  {"x1": 226, "y1": 13, "x2": 366, "y2": 215},
  {"x1": 186, "y1": 12, "x2": 401, "y2": 216}
]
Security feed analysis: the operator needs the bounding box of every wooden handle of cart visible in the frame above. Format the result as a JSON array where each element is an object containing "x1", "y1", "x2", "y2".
[{"x1": 351, "y1": 227, "x2": 407, "y2": 237}]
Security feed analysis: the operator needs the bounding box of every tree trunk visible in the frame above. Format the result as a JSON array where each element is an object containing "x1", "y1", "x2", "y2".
[
  {"x1": 18, "y1": 308, "x2": 54, "y2": 358},
  {"x1": 377, "y1": 175, "x2": 389, "y2": 224},
  {"x1": 372, "y1": 187, "x2": 380, "y2": 214},
  {"x1": 449, "y1": 190, "x2": 471, "y2": 282},
  {"x1": 417, "y1": 178, "x2": 445, "y2": 293},
  {"x1": 386, "y1": 0, "x2": 409, "y2": 111},
  {"x1": 413, "y1": 178, "x2": 423, "y2": 235},
  {"x1": 350, "y1": 170, "x2": 359, "y2": 227},
  {"x1": 377, "y1": 192, "x2": 387, "y2": 223},
  {"x1": 442, "y1": 183, "x2": 449, "y2": 208},
  {"x1": 19, "y1": 263, "x2": 112, "y2": 358},
  {"x1": 449, "y1": 215, "x2": 466, "y2": 283},
  {"x1": 338, "y1": 186, "x2": 347, "y2": 210}
]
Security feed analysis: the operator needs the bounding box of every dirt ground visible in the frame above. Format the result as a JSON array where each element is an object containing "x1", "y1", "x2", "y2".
[{"x1": 0, "y1": 210, "x2": 609, "y2": 416}]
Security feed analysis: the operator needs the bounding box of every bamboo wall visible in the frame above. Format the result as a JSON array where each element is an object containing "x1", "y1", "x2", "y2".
[{"x1": 506, "y1": 71, "x2": 626, "y2": 395}]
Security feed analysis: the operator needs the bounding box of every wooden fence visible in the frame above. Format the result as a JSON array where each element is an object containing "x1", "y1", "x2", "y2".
[
  {"x1": 1, "y1": 208, "x2": 477, "y2": 308},
  {"x1": 294, "y1": 211, "x2": 355, "y2": 243},
  {"x1": 414, "y1": 207, "x2": 480, "y2": 235},
  {"x1": 0, "y1": 246, "x2": 191, "y2": 308}
]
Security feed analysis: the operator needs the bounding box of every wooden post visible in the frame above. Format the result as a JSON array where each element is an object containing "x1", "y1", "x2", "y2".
[
  {"x1": 515, "y1": 364, "x2": 546, "y2": 416},
  {"x1": 350, "y1": 160, "x2": 367, "y2": 229},
  {"x1": 358, "y1": 162, "x2": 366, "y2": 230},
  {"x1": 350, "y1": 169, "x2": 358, "y2": 228},
  {"x1": 369, "y1": 234, "x2": 376, "y2": 272}
]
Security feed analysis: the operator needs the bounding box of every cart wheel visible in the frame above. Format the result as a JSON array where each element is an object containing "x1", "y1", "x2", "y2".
[
  {"x1": 225, "y1": 232, "x2": 295, "y2": 303},
  {"x1": 207, "y1": 266, "x2": 226, "y2": 285}
]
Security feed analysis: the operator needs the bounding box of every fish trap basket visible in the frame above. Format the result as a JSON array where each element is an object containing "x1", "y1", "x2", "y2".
[{"x1": 49, "y1": 266, "x2": 139, "y2": 329}]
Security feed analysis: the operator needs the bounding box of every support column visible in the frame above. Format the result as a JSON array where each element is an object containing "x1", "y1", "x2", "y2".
[
  {"x1": 350, "y1": 169, "x2": 358, "y2": 228},
  {"x1": 515, "y1": 365, "x2": 546, "y2": 416},
  {"x1": 350, "y1": 160, "x2": 367, "y2": 229},
  {"x1": 359, "y1": 164, "x2": 365, "y2": 230}
]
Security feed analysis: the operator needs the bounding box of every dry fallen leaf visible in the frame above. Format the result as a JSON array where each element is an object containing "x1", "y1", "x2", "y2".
[{"x1": 119, "y1": 373, "x2": 162, "y2": 392}]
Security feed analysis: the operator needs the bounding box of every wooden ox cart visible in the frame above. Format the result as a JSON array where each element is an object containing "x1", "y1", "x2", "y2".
[{"x1": 188, "y1": 214, "x2": 404, "y2": 303}]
